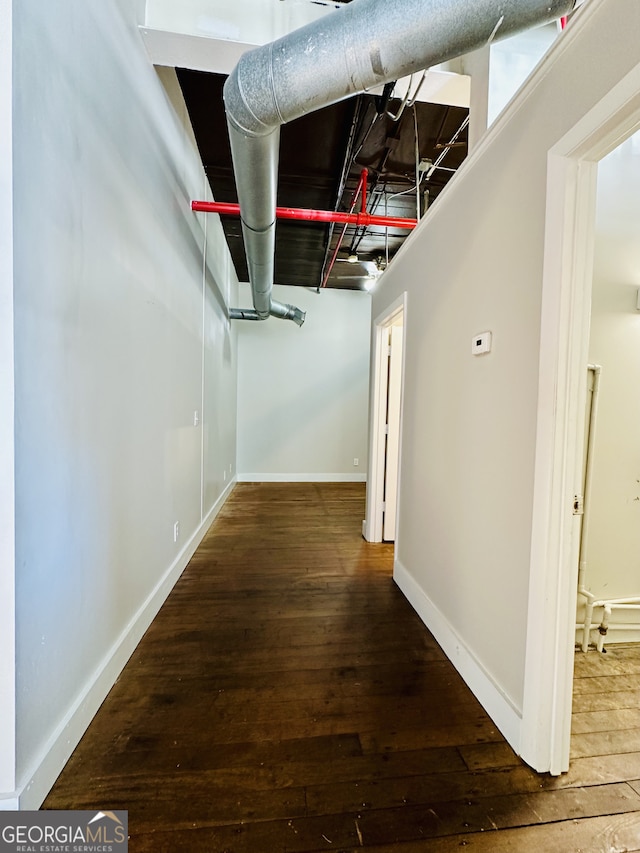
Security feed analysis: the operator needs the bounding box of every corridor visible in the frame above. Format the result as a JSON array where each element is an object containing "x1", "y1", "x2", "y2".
[{"x1": 44, "y1": 484, "x2": 640, "y2": 851}]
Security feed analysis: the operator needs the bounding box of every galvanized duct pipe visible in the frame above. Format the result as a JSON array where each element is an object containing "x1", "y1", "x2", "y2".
[{"x1": 224, "y1": 0, "x2": 578, "y2": 323}]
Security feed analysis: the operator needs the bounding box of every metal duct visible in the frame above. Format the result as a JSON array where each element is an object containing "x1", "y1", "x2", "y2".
[{"x1": 224, "y1": 0, "x2": 578, "y2": 323}]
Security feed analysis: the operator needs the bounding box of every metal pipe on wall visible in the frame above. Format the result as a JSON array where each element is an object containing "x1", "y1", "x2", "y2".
[
  {"x1": 577, "y1": 364, "x2": 601, "y2": 652},
  {"x1": 576, "y1": 364, "x2": 640, "y2": 651},
  {"x1": 223, "y1": 0, "x2": 578, "y2": 322}
]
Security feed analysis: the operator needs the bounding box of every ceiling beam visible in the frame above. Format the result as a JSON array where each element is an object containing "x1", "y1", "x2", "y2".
[{"x1": 140, "y1": 27, "x2": 252, "y2": 75}]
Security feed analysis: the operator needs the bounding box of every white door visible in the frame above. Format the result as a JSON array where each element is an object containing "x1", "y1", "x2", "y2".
[
  {"x1": 383, "y1": 323, "x2": 403, "y2": 541},
  {"x1": 364, "y1": 294, "x2": 406, "y2": 544}
]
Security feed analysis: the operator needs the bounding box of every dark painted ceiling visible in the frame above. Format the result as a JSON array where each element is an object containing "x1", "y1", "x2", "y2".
[{"x1": 177, "y1": 67, "x2": 468, "y2": 291}]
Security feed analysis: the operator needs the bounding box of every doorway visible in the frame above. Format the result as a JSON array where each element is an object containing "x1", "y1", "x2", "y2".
[
  {"x1": 523, "y1": 64, "x2": 640, "y2": 775},
  {"x1": 364, "y1": 293, "x2": 406, "y2": 544},
  {"x1": 577, "y1": 130, "x2": 640, "y2": 654}
]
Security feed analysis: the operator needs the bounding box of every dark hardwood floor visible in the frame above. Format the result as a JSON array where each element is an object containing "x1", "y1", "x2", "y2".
[{"x1": 44, "y1": 483, "x2": 640, "y2": 851}]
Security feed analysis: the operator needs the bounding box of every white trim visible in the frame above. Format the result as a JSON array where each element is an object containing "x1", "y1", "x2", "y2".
[
  {"x1": 394, "y1": 559, "x2": 522, "y2": 751},
  {"x1": 524, "y1": 60, "x2": 640, "y2": 775},
  {"x1": 0, "y1": 0, "x2": 15, "y2": 799},
  {"x1": 236, "y1": 473, "x2": 366, "y2": 483},
  {"x1": 523, "y1": 155, "x2": 596, "y2": 775},
  {"x1": 393, "y1": 302, "x2": 407, "y2": 552},
  {"x1": 199, "y1": 176, "x2": 207, "y2": 523},
  {"x1": 15, "y1": 477, "x2": 236, "y2": 810},
  {"x1": 0, "y1": 796, "x2": 19, "y2": 812},
  {"x1": 364, "y1": 292, "x2": 407, "y2": 542}
]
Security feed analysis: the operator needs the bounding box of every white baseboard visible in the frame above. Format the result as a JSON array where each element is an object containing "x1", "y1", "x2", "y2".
[
  {"x1": 14, "y1": 477, "x2": 236, "y2": 811},
  {"x1": 237, "y1": 473, "x2": 367, "y2": 482},
  {"x1": 394, "y1": 558, "x2": 523, "y2": 753},
  {"x1": 0, "y1": 796, "x2": 19, "y2": 811}
]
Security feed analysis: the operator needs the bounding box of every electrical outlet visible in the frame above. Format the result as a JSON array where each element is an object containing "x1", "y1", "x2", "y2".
[
  {"x1": 193, "y1": 410, "x2": 200, "y2": 426},
  {"x1": 472, "y1": 331, "x2": 492, "y2": 355},
  {"x1": 223, "y1": 470, "x2": 226, "y2": 481},
  {"x1": 173, "y1": 521, "x2": 180, "y2": 542},
  {"x1": 353, "y1": 458, "x2": 359, "y2": 466}
]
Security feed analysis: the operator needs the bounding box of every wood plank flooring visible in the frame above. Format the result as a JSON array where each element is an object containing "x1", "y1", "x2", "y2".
[{"x1": 43, "y1": 483, "x2": 640, "y2": 851}]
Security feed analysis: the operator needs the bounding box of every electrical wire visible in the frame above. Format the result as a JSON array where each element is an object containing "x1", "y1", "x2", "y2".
[
  {"x1": 386, "y1": 76, "x2": 412, "y2": 122},
  {"x1": 385, "y1": 179, "x2": 426, "y2": 203},
  {"x1": 425, "y1": 114, "x2": 469, "y2": 180},
  {"x1": 352, "y1": 108, "x2": 384, "y2": 163},
  {"x1": 386, "y1": 71, "x2": 429, "y2": 122}
]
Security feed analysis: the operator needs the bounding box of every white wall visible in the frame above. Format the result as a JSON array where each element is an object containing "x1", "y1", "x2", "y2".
[
  {"x1": 581, "y1": 130, "x2": 640, "y2": 641},
  {"x1": 0, "y1": 0, "x2": 16, "y2": 806},
  {"x1": 373, "y1": 0, "x2": 640, "y2": 765},
  {"x1": 10, "y1": 0, "x2": 237, "y2": 807},
  {"x1": 487, "y1": 22, "x2": 558, "y2": 125},
  {"x1": 455, "y1": 23, "x2": 558, "y2": 153},
  {"x1": 461, "y1": 46, "x2": 490, "y2": 152},
  {"x1": 237, "y1": 285, "x2": 371, "y2": 481}
]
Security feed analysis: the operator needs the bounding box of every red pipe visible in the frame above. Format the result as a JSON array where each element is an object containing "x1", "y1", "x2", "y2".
[
  {"x1": 191, "y1": 200, "x2": 417, "y2": 230},
  {"x1": 192, "y1": 167, "x2": 415, "y2": 290},
  {"x1": 360, "y1": 168, "x2": 367, "y2": 214}
]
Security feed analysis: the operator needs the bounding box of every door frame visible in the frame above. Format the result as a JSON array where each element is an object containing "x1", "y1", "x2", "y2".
[
  {"x1": 383, "y1": 321, "x2": 404, "y2": 542},
  {"x1": 364, "y1": 292, "x2": 407, "y2": 543},
  {"x1": 521, "y1": 61, "x2": 640, "y2": 775}
]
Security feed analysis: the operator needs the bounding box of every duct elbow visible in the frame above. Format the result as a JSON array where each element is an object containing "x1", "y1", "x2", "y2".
[
  {"x1": 290, "y1": 307, "x2": 306, "y2": 327},
  {"x1": 229, "y1": 303, "x2": 305, "y2": 326},
  {"x1": 223, "y1": 45, "x2": 279, "y2": 138},
  {"x1": 270, "y1": 301, "x2": 306, "y2": 326}
]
